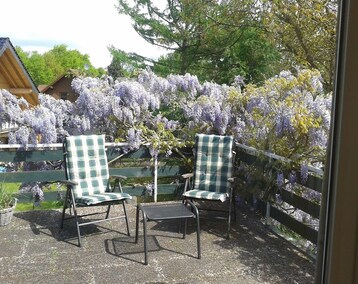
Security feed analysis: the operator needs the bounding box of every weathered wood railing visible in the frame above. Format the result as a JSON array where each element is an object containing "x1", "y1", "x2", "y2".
[
  {"x1": 0, "y1": 122, "x2": 18, "y2": 134},
  {"x1": 0, "y1": 143, "x2": 187, "y2": 202},
  {"x1": 0, "y1": 142, "x2": 323, "y2": 245},
  {"x1": 236, "y1": 143, "x2": 323, "y2": 245}
]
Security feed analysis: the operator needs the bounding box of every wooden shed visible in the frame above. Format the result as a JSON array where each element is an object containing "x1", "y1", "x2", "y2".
[
  {"x1": 41, "y1": 73, "x2": 78, "y2": 102},
  {"x1": 0, "y1": 37, "x2": 39, "y2": 106}
]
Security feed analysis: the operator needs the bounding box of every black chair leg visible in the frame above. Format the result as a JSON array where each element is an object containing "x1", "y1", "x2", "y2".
[
  {"x1": 142, "y1": 211, "x2": 148, "y2": 265},
  {"x1": 105, "y1": 204, "x2": 111, "y2": 219},
  {"x1": 72, "y1": 204, "x2": 82, "y2": 247},
  {"x1": 135, "y1": 205, "x2": 149, "y2": 265},
  {"x1": 225, "y1": 195, "x2": 234, "y2": 239},
  {"x1": 60, "y1": 190, "x2": 70, "y2": 229},
  {"x1": 122, "y1": 202, "x2": 130, "y2": 236},
  {"x1": 196, "y1": 214, "x2": 201, "y2": 259},
  {"x1": 135, "y1": 205, "x2": 140, "y2": 244},
  {"x1": 60, "y1": 204, "x2": 67, "y2": 229}
]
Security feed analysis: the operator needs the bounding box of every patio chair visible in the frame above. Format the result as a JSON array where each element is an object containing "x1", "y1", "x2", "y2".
[
  {"x1": 60, "y1": 134, "x2": 132, "y2": 247},
  {"x1": 182, "y1": 134, "x2": 236, "y2": 239}
]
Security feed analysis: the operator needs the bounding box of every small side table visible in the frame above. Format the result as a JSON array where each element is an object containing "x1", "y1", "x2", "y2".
[{"x1": 135, "y1": 201, "x2": 201, "y2": 265}]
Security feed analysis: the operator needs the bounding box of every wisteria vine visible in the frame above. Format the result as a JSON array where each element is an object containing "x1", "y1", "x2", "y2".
[{"x1": 1, "y1": 68, "x2": 332, "y2": 248}]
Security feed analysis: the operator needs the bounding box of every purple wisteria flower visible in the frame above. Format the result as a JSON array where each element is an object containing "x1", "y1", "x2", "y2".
[
  {"x1": 300, "y1": 162, "x2": 309, "y2": 183},
  {"x1": 125, "y1": 128, "x2": 142, "y2": 152},
  {"x1": 19, "y1": 182, "x2": 44, "y2": 207},
  {"x1": 277, "y1": 173, "x2": 284, "y2": 189},
  {"x1": 289, "y1": 171, "x2": 297, "y2": 185}
]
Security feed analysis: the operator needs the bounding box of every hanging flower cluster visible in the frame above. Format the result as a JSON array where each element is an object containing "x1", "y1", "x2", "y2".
[
  {"x1": 1, "y1": 69, "x2": 331, "y2": 221},
  {"x1": 1, "y1": 69, "x2": 331, "y2": 164}
]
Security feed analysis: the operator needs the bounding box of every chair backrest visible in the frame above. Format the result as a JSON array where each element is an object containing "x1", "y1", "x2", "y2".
[
  {"x1": 64, "y1": 134, "x2": 109, "y2": 198},
  {"x1": 193, "y1": 134, "x2": 233, "y2": 193}
]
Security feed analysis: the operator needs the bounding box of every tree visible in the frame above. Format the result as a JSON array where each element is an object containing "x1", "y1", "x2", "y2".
[
  {"x1": 107, "y1": 45, "x2": 148, "y2": 79},
  {"x1": 117, "y1": 0, "x2": 283, "y2": 85},
  {"x1": 182, "y1": 27, "x2": 282, "y2": 84},
  {"x1": 117, "y1": 0, "x2": 337, "y2": 88},
  {"x1": 16, "y1": 47, "x2": 55, "y2": 86},
  {"x1": 260, "y1": 0, "x2": 338, "y2": 91},
  {"x1": 117, "y1": 0, "x2": 209, "y2": 74},
  {"x1": 16, "y1": 45, "x2": 105, "y2": 86}
]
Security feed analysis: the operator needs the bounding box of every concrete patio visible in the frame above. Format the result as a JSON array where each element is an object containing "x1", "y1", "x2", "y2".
[{"x1": 0, "y1": 202, "x2": 315, "y2": 284}]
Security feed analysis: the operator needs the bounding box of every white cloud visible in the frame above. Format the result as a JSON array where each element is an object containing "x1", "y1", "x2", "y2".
[{"x1": 0, "y1": 0, "x2": 167, "y2": 68}]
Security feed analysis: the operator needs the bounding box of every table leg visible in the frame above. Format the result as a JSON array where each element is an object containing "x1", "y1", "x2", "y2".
[
  {"x1": 135, "y1": 205, "x2": 140, "y2": 243},
  {"x1": 196, "y1": 213, "x2": 201, "y2": 259},
  {"x1": 143, "y1": 211, "x2": 148, "y2": 265}
]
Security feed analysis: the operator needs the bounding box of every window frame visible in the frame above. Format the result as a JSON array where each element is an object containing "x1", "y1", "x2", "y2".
[{"x1": 317, "y1": 0, "x2": 358, "y2": 282}]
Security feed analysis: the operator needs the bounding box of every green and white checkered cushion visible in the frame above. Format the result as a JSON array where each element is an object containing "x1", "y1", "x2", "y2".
[
  {"x1": 65, "y1": 134, "x2": 131, "y2": 205},
  {"x1": 183, "y1": 134, "x2": 233, "y2": 202}
]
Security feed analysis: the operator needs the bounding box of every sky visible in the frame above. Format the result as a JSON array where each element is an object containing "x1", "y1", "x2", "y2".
[{"x1": 0, "y1": 0, "x2": 167, "y2": 68}]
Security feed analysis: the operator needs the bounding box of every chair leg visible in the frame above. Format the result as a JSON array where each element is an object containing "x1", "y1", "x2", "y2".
[
  {"x1": 71, "y1": 203, "x2": 82, "y2": 247},
  {"x1": 226, "y1": 196, "x2": 233, "y2": 240},
  {"x1": 122, "y1": 201, "x2": 130, "y2": 236},
  {"x1": 105, "y1": 204, "x2": 111, "y2": 219},
  {"x1": 66, "y1": 189, "x2": 81, "y2": 247},
  {"x1": 136, "y1": 205, "x2": 149, "y2": 265},
  {"x1": 142, "y1": 211, "x2": 148, "y2": 265},
  {"x1": 186, "y1": 200, "x2": 201, "y2": 259},
  {"x1": 60, "y1": 202, "x2": 67, "y2": 229},
  {"x1": 135, "y1": 205, "x2": 140, "y2": 244},
  {"x1": 196, "y1": 214, "x2": 201, "y2": 259},
  {"x1": 233, "y1": 192, "x2": 237, "y2": 224},
  {"x1": 60, "y1": 189, "x2": 70, "y2": 229},
  {"x1": 143, "y1": 218, "x2": 148, "y2": 265}
]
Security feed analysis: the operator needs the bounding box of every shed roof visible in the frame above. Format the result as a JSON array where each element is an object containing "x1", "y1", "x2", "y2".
[
  {"x1": 0, "y1": 37, "x2": 39, "y2": 106},
  {"x1": 40, "y1": 73, "x2": 68, "y2": 94}
]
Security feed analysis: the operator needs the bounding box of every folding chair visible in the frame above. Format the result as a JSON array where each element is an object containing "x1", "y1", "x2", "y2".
[
  {"x1": 60, "y1": 134, "x2": 132, "y2": 247},
  {"x1": 182, "y1": 134, "x2": 236, "y2": 239}
]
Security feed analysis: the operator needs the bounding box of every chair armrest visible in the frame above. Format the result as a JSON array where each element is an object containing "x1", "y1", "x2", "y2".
[
  {"x1": 228, "y1": 177, "x2": 237, "y2": 183},
  {"x1": 59, "y1": 180, "x2": 78, "y2": 187},
  {"x1": 182, "y1": 173, "x2": 193, "y2": 179},
  {"x1": 110, "y1": 175, "x2": 127, "y2": 180},
  {"x1": 182, "y1": 173, "x2": 193, "y2": 193},
  {"x1": 110, "y1": 175, "x2": 127, "y2": 193}
]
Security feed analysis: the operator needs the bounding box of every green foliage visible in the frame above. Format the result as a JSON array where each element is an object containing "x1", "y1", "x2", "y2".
[
  {"x1": 152, "y1": 53, "x2": 181, "y2": 79},
  {"x1": 184, "y1": 27, "x2": 282, "y2": 85},
  {"x1": 261, "y1": 0, "x2": 337, "y2": 91},
  {"x1": 236, "y1": 150, "x2": 300, "y2": 202},
  {"x1": 0, "y1": 183, "x2": 15, "y2": 209},
  {"x1": 117, "y1": 0, "x2": 282, "y2": 85},
  {"x1": 107, "y1": 46, "x2": 148, "y2": 79},
  {"x1": 116, "y1": 0, "x2": 336, "y2": 88},
  {"x1": 15, "y1": 201, "x2": 63, "y2": 212},
  {"x1": 16, "y1": 45, "x2": 104, "y2": 86},
  {"x1": 235, "y1": 69, "x2": 329, "y2": 162},
  {"x1": 16, "y1": 47, "x2": 55, "y2": 86}
]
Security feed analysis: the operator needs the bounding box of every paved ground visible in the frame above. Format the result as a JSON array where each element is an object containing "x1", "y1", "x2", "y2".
[{"x1": 0, "y1": 202, "x2": 315, "y2": 284}]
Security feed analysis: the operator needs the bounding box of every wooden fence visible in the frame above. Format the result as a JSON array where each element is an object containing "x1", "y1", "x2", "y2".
[
  {"x1": 0, "y1": 143, "x2": 187, "y2": 203},
  {"x1": 236, "y1": 143, "x2": 323, "y2": 245},
  {"x1": 0, "y1": 142, "x2": 323, "y2": 245}
]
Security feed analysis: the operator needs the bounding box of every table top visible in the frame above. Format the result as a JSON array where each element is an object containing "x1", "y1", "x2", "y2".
[{"x1": 139, "y1": 202, "x2": 195, "y2": 221}]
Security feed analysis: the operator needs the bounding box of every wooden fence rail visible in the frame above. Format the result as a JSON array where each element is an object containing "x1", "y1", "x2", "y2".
[
  {"x1": 0, "y1": 142, "x2": 323, "y2": 245},
  {"x1": 0, "y1": 143, "x2": 186, "y2": 202},
  {"x1": 236, "y1": 143, "x2": 323, "y2": 245}
]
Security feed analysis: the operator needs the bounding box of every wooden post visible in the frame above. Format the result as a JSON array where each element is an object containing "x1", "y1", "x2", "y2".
[
  {"x1": 265, "y1": 202, "x2": 271, "y2": 226},
  {"x1": 153, "y1": 156, "x2": 158, "y2": 203}
]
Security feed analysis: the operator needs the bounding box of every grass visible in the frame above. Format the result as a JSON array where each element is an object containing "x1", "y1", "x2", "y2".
[
  {"x1": 6, "y1": 180, "x2": 181, "y2": 212},
  {"x1": 1, "y1": 182, "x2": 64, "y2": 212},
  {"x1": 16, "y1": 201, "x2": 63, "y2": 211},
  {"x1": 4, "y1": 183, "x2": 21, "y2": 193}
]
